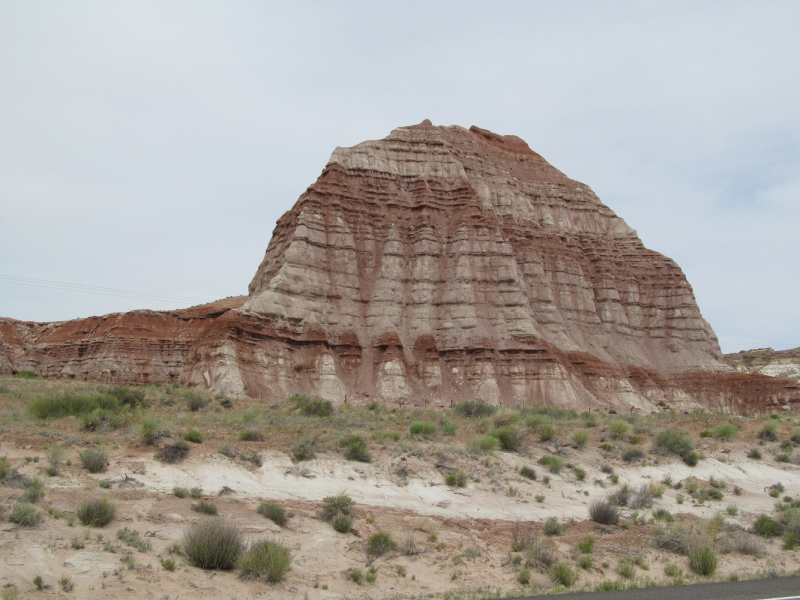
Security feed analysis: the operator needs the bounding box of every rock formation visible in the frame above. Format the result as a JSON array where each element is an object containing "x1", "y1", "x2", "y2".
[
  {"x1": 2, "y1": 122, "x2": 798, "y2": 413},
  {"x1": 725, "y1": 347, "x2": 800, "y2": 383}
]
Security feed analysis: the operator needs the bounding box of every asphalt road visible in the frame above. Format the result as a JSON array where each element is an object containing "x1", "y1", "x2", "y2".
[{"x1": 511, "y1": 576, "x2": 800, "y2": 600}]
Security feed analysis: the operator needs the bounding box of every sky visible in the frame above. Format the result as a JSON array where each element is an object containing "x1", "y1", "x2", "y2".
[{"x1": 1, "y1": 1, "x2": 798, "y2": 354}]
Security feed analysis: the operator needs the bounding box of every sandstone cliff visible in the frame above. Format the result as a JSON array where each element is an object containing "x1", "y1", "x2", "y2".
[
  {"x1": 725, "y1": 347, "x2": 800, "y2": 382},
  {"x1": 2, "y1": 122, "x2": 798, "y2": 413}
]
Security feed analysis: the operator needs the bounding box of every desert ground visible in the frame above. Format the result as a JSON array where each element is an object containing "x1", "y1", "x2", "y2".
[{"x1": 2, "y1": 375, "x2": 800, "y2": 600}]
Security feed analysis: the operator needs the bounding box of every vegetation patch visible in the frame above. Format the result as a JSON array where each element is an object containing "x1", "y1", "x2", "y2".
[{"x1": 182, "y1": 519, "x2": 243, "y2": 570}]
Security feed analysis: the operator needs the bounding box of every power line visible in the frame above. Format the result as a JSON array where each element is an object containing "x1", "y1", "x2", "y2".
[{"x1": 0, "y1": 274, "x2": 212, "y2": 305}]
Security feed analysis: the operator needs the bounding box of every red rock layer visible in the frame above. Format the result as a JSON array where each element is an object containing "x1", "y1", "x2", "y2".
[{"x1": 2, "y1": 122, "x2": 798, "y2": 414}]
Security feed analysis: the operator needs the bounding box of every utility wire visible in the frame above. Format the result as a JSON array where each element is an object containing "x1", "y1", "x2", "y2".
[{"x1": 0, "y1": 274, "x2": 211, "y2": 305}]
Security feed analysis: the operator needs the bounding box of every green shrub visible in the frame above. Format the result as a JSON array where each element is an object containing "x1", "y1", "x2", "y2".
[
  {"x1": 440, "y1": 419, "x2": 459, "y2": 436},
  {"x1": 543, "y1": 517, "x2": 563, "y2": 536},
  {"x1": 29, "y1": 392, "x2": 120, "y2": 420},
  {"x1": 292, "y1": 438, "x2": 315, "y2": 461},
  {"x1": 576, "y1": 536, "x2": 595, "y2": 553},
  {"x1": 22, "y1": 477, "x2": 45, "y2": 503},
  {"x1": 609, "y1": 420, "x2": 629, "y2": 439},
  {"x1": 518, "y1": 568, "x2": 531, "y2": 584},
  {"x1": 549, "y1": 563, "x2": 578, "y2": 587},
  {"x1": 186, "y1": 391, "x2": 211, "y2": 412},
  {"x1": 748, "y1": 448, "x2": 762, "y2": 459},
  {"x1": 342, "y1": 435, "x2": 371, "y2": 462},
  {"x1": 688, "y1": 547, "x2": 717, "y2": 576},
  {"x1": 182, "y1": 519, "x2": 243, "y2": 570},
  {"x1": 16, "y1": 369, "x2": 36, "y2": 378},
  {"x1": 320, "y1": 493, "x2": 355, "y2": 521},
  {"x1": 347, "y1": 568, "x2": 363, "y2": 583},
  {"x1": 238, "y1": 430, "x2": 265, "y2": 442},
  {"x1": 783, "y1": 531, "x2": 797, "y2": 550},
  {"x1": 366, "y1": 531, "x2": 396, "y2": 563},
  {"x1": 409, "y1": 421, "x2": 437, "y2": 435},
  {"x1": 161, "y1": 558, "x2": 176, "y2": 571},
  {"x1": 257, "y1": 502, "x2": 286, "y2": 527},
  {"x1": 653, "y1": 428, "x2": 697, "y2": 465},
  {"x1": 683, "y1": 450, "x2": 700, "y2": 466},
  {"x1": 537, "y1": 424, "x2": 556, "y2": 442},
  {"x1": 754, "y1": 515, "x2": 782, "y2": 538},
  {"x1": 238, "y1": 539, "x2": 292, "y2": 582},
  {"x1": 578, "y1": 555, "x2": 593, "y2": 570},
  {"x1": 519, "y1": 465, "x2": 537, "y2": 480},
  {"x1": 453, "y1": 399, "x2": 496, "y2": 418},
  {"x1": 538, "y1": 455, "x2": 564, "y2": 473},
  {"x1": 758, "y1": 422, "x2": 778, "y2": 442},
  {"x1": 192, "y1": 500, "x2": 218, "y2": 515},
  {"x1": 9, "y1": 503, "x2": 42, "y2": 527},
  {"x1": 332, "y1": 512, "x2": 352, "y2": 534},
  {"x1": 140, "y1": 415, "x2": 162, "y2": 446},
  {"x1": 623, "y1": 448, "x2": 644, "y2": 462},
  {"x1": 77, "y1": 499, "x2": 116, "y2": 526},
  {"x1": 570, "y1": 430, "x2": 590, "y2": 449},
  {"x1": 471, "y1": 435, "x2": 500, "y2": 453},
  {"x1": 714, "y1": 423, "x2": 738, "y2": 441},
  {"x1": 157, "y1": 440, "x2": 190, "y2": 463},
  {"x1": 489, "y1": 426, "x2": 524, "y2": 451},
  {"x1": 699, "y1": 430, "x2": 712, "y2": 438},
  {"x1": 445, "y1": 470, "x2": 468, "y2": 487},
  {"x1": 79, "y1": 448, "x2": 108, "y2": 473},
  {"x1": 173, "y1": 486, "x2": 188, "y2": 498},
  {"x1": 184, "y1": 430, "x2": 203, "y2": 443},
  {"x1": 574, "y1": 468, "x2": 586, "y2": 481},
  {"x1": 117, "y1": 526, "x2": 151, "y2": 552},
  {"x1": 109, "y1": 386, "x2": 146, "y2": 407},
  {"x1": 589, "y1": 498, "x2": 619, "y2": 525},
  {"x1": 291, "y1": 394, "x2": 333, "y2": 417}
]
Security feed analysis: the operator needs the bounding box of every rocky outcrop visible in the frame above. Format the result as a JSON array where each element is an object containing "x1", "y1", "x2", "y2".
[
  {"x1": 2, "y1": 122, "x2": 798, "y2": 413},
  {"x1": 725, "y1": 347, "x2": 800, "y2": 383}
]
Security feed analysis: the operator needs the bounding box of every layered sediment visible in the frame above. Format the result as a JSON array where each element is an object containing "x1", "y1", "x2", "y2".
[{"x1": 2, "y1": 122, "x2": 798, "y2": 413}]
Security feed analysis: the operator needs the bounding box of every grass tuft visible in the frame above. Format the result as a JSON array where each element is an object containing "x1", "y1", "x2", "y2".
[
  {"x1": 77, "y1": 498, "x2": 116, "y2": 527},
  {"x1": 238, "y1": 539, "x2": 292, "y2": 582},
  {"x1": 182, "y1": 519, "x2": 243, "y2": 570}
]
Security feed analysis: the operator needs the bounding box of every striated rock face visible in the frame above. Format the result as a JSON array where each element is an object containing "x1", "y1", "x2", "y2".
[
  {"x1": 2, "y1": 122, "x2": 798, "y2": 413},
  {"x1": 725, "y1": 347, "x2": 800, "y2": 383}
]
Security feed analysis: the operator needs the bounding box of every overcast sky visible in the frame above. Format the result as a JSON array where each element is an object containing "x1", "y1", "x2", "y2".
[{"x1": 1, "y1": 1, "x2": 798, "y2": 353}]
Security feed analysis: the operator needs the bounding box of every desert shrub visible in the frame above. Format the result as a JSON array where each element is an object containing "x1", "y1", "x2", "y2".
[
  {"x1": 79, "y1": 448, "x2": 108, "y2": 473},
  {"x1": 117, "y1": 526, "x2": 151, "y2": 552},
  {"x1": 219, "y1": 444, "x2": 237, "y2": 459},
  {"x1": 320, "y1": 493, "x2": 355, "y2": 521},
  {"x1": 518, "y1": 568, "x2": 531, "y2": 584},
  {"x1": 536, "y1": 424, "x2": 556, "y2": 442},
  {"x1": 543, "y1": 517, "x2": 563, "y2": 536},
  {"x1": 332, "y1": 512, "x2": 352, "y2": 534},
  {"x1": 699, "y1": 430, "x2": 712, "y2": 438},
  {"x1": 292, "y1": 438, "x2": 315, "y2": 461},
  {"x1": 109, "y1": 386, "x2": 146, "y2": 407},
  {"x1": 45, "y1": 445, "x2": 64, "y2": 476},
  {"x1": 347, "y1": 568, "x2": 363, "y2": 583},
  {"x1": 623, "y1": 448, "x2": 644, "y2": 462},
  {"x1": 186, "y1": 391, "x2": 211, "y2": 412},
  {"x1": 493, "y1": 408, "x2": 519, "y2": 427},
  {"x1": 257, "y1": 502, "x2": 286, "y2": 527},
  {"x1": 190, "y1": 486, "x2": 203, "y2": 498},
  {"x1": 140, "y1": 415, "x2": 162, "y2": 446},
  {"x1": 291, "y1": 394, "x2": 333, "y2": 417},
  {"x1": 454, "y1": 399, "x2": 496, "y2": 418},
  {"x1": 16, "y1": 369, "x2": 36, "y2": 378},
  {"x1": 341, "y1": 435, "x2": 371, "y2": 462},
  {"x1": 524, "y1": 537, "x2": 556, "y2": 571},
  {"x1": 238, "y1": 539, "x2": 292, "y2": 582},
  {"x1": 161, "y1": 558, "x2": 176, "y2": 571},
  {"x1": 574, "y1": 468, "x2": 586, "y2": 481},
  {"x1": 238, "y1": 430, "x2": 265, "y2": 442},
  {"x1": 748, "y1": 448, "x2": 762, "y2": 459},
  {"x1": 182, "y1": 519, "x2": 243, "y2": 570},
  {"x1": 549, "y1": 563, "x2": 578, "y2": 587},
  {"x1": 192, "y1": 500, "x2": 218, "y2": 515},
  {"x1": 77, "y1": 499, "x2": 116, "y2": 526},
  {"x1": 445, "y1": 471, "x2": 468, "y2": 487},
  {"x1": 576, "y1": 536, "x2": 595, "y2": 553},
  {"x1": 366, "y1": 531, "x2": 396, "y2": 563},
  {"x1": 18, "y1": 476, "x2": 44, "y2": 504},
  {"x1": 440, "y1": 419, "x2": 458, "y2": 436},
  {"x1": 758, "y1": 421, "x2": 778, "y2": 441},
  {"x1": 9, "y1": 503, "x2": 42, "y2": 526},
  {"x1": 663, "y1": 563, "x2": 682, "y2": 578},
  {"x1": 589, "y1": 498, "x2": 619, "y2": 525},
  {"x1": 782, "y1": 531, "x2": 797, "y2": 550},
  {"x1": 490, "y1": 426, "x2": 525, "y2": 451},
  {"x1": 617, "y1": 561, "x2": 636, "y2": 579},
  {"x1": 28, "y1": 392, "x2": 120, "y2": 420},
  {"x1": 653, "y1": 508, "x2": 674, "y2": 522},
  {"x1": 538, "y1": 454, "x2": 564, "y2": 473},
  {"x1": 519, "y1": 465, "x2": 537, "y2": 480},
  {"x1": 688, "y1": 547, "x2": 717, "y2": 576},
  {"x1": 0, "y1": 455, "x2": 25, "y2": 487},
  {"x1": 609, "y1": 483, "x2": 630, "y2": 505},
  {"x1": 609, "y1": 420, "x2": 629, "y2": 439},
  {"x1": 570, "y1": 430, "x2": 590, "y2": 449},
  {"x1": 578, "y1": 555, "x2": 593, "y2": 570},
  {"x1": 630, "y1": 482, "x2": 663, "y2": 509},
  {"x1": 714, "y1": 423, "x2": 738, "y2": 441},
  {"x1": 158, "y1": 440, "x2": 190, "y2": 463},
  {"x1": 652, "y1": 428, "x2": 697, "y2": 465},
  {"x1": 184, "y1": 430, "x2": 203, "y2": 443},
  {"x1": 754, "y1": 515, "x2": 782, "y2": 538},
  {"x1": 409, "y1": 421, "x2": 437, "y2": 436},
  {"x1": 173, "y1": 486, "x2": 188, "y2": 498},
  {"x1": 471, "y1": 435, "x2": 500, "y2": 453},
  {"x1": 791, "y1": 430, "x2": 800, "y2": 444}
]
